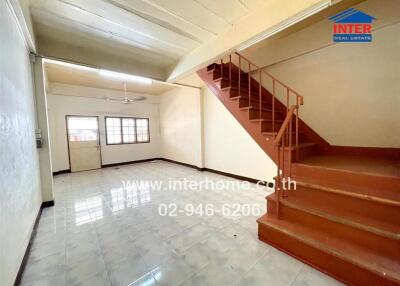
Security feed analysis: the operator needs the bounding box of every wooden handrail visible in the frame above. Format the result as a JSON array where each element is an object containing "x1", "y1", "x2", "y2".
[{"x1": 274, "y1": 105, "x2": 297, "y2": 146}]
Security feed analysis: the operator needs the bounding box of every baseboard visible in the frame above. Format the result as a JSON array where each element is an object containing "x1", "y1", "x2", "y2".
[
  {"x1": 328, "y1": 145, "x2": 400, "y2": 159},
  {"x1": 160, "y1": 158, "x2": 204, "y2": 171},
  {"x1": 101, "y1": 158, "x2": 162, "y2": 168},
  {"x1": 14, "y1": 200, "x2": 55, "y2": 286},
  {"x1": 160, "y1": 158, "x2": 272, "y2": 187},
  {"x1": 54, "y1": 157, "x2": 272, "y2": 186},
  {"x1": 52, "y1": 169, "x2": 70, "y2": 176},
  {"x1": 41, "y1": 200, "x2": 55, "y2": 208},
  {"x1": 202, "y1": 167, "x2": 273, "y2": 187},
  {"x1": 53, "y1": 159, "x2": 163, "y2": 176}
]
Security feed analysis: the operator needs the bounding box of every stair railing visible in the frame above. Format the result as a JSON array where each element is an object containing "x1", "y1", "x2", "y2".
[
  {"x1": 274, "y1": 104, "x2": 296, "y2": 217},
  {"x1": 219, "y1": 52, "x2": 304, "y2": 218},
  {"x1": 221, "y1": 52, "x2": 304, "y2": 157}
]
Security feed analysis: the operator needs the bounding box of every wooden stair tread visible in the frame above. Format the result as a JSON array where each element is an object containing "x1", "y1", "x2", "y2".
[
  {"x1": 283, "y1": 142, "x2": 316, "y2": 150},
  {"x1": 228, "y1": 92, "x2": 264, "y2": 97},
  {"x1": 291, "y1": 169, "x2": 400, "y2": 202},
  {"x1": 257, "y1": 214, "x2": 400, "y2": 283},
  {"x1": 296, "y1": 180, "x2": 400, "y2": 208},
  {"x1": 276, "y1": 191, "x2": 400, "y2": 239},
  {"x1": 295, "y1": 154, "x2": 400, "y2": 179},
  {"x1": 250, "y1": 118, "x2": 283, "y2": 123},
  {"x1": 229, "y1": 95, "x2": 273, "y2": 103},
  {"x1": 224, "y1": 85, "x2": 265, "y2": 92},
  {"x1": 239, "y1": 106, "x2": 281, "y2": 113},
  {"x1": 294, "y1": 162, "x2": 400, "y2": 181},
  {"x1": 262, "y1": 131, "x2": 305, "y2": 136}
]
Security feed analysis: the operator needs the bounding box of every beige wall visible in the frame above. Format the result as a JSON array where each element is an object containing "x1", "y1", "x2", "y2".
[
  {"x1": 47, "y1": 83, "x2": 161, "y2": 172},
  {"x1": 159, "y1": 85, "x2": 276, "y2": 182},
  {"x1": 203, "y1": 88, "x2": 276, "y2": 182},
  {"x1": 0, "y1": 1, "x2": 42, "y2": 285},
  {"x1": 244, "y1": 0, "x2": 400, "y2": 148},
  {"x1": 159, "y1": 86, "x2": 203, "y2": 167}
]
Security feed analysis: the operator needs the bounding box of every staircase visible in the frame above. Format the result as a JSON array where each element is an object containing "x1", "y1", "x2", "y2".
[{"x1": 197, "y1": 52, "x2": 400, "y2": 286}]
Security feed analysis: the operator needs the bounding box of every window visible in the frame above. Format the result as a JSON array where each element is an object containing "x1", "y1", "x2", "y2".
[
  {"x1": 67, "y1": 116, "x2": 98, "y2": 142},
  {"x1": 105, "y1": 117, "x2": 150, "y2": 145},
  {"x1": 122, "y1": 118, "x2": 136, "y2": 143},
  {"x1": 136, "y1": 118, "x2": 150, "y2": 143},
  {"x1": 105, "y1": 117, "x2": 122, "y2": 144}
]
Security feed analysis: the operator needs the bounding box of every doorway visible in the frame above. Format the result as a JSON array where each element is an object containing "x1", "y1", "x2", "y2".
[{"x1": 66, "y1": 116, "x2": 101, "y2": 172}]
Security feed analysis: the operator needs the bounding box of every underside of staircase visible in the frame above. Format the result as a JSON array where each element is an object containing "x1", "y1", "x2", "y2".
[{"x1": 197, "y1": 55, "x2": 400, "y2": 286}]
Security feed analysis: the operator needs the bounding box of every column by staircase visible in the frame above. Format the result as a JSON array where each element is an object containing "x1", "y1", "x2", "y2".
[{"x1": 197, "y1": 52, "x2": 400, "y2": 286}]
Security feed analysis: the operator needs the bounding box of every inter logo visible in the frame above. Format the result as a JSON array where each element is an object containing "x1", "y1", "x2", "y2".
[{"x1": 329, "y1": 8, "x2": 376, "y2": 42}]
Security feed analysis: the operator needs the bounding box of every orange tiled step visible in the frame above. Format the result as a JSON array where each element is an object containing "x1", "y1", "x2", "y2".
[
  {"x1": 257, "y1": 214, "x2": 400, "y2": 286},
  {"x1": 266, "y1": 193, "x2": 400, "y2": 261}
]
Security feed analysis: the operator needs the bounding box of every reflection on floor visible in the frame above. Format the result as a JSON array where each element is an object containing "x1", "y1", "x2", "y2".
[{"x1": 20, "y1": 161, "x2": 342, "y2": 286}]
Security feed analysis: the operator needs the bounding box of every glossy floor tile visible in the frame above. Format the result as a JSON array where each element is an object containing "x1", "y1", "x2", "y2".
[{"x1": 20, "y1": 161, "x2": 342, "y2": 286}]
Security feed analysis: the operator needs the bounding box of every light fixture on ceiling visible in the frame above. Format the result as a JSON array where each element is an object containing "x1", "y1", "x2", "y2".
[
  {"x1": 99, "y1": 69, "x2": 152, "y2": 85},
  {"x1": 43, "y1": 58, "x2": 153, "y2": 85},
  {"x1": 43, "y1": 58, "x2": 96, "y2": 72},
  {"x1": 105, "y1": 82, "x2": 146, "y2": 104},
  {"x1": 236, "y1": 0, "x2": 332, "y2": 52}
]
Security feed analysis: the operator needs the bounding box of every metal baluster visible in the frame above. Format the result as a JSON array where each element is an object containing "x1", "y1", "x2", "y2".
[
  {"x1": 248, "y1": 63, "x2": 251, "y2": 107},
  {"x1": 282, "y1": 129, "x2": 285, "y2": 197},
  {"x1": 220, "y1": 59, "x2": 223, "y2": 79},
  {"x1": 238, "y1": 56, "x2": 241, "y2": 98},
  {"x1": 276, "y1": 141, "x2": 281, "y2": 218},
  {"x1": 229, "y1": 55, "x2": 232, "y2": 86},
  {"x1": 272, "y1": 80, "x2": 275, "y2": 132},
  {"x1": 259, "y1": 69, "x2": 262, "y2": 119},
  {"x1": 296, "y1": 96, "x2": 299, "y2": 161},
  {"x1": 289, "y1": 116, "x2": 292, "y2": 179}
]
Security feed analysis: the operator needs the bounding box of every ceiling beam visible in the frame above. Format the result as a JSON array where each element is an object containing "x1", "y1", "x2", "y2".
[
  {"x1": 166, "y1": 0, "x2": 333, "y2": 82},
  {"x1": 31, "y1": 0, "x2": 200, "y2": 57},
  {"x1": 104, "y1": 0, "x2": 214, "y2": 43}
]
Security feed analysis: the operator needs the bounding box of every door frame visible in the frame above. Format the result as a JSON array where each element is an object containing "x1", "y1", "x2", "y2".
[{"x1": 65, "y1": 115, "x2": 103, "y2": 172}]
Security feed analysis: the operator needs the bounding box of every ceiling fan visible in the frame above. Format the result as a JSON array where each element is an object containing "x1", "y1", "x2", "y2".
[{"x1": 106, "y1": 82, "x2": 146, "y2": 104}]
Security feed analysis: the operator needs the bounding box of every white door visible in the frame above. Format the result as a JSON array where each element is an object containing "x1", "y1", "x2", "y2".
[{"x1": 67, "y1": 116, "x2": 101, "y2": 172}]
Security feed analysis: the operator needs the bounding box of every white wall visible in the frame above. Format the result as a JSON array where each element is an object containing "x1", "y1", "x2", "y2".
[
  {"x1": 0, "y1": 1, "x2": 42, "y2": 285},
  {"x1": 47, "y1": 83, "x2": 161, "y2": 172},
  {"x1": 34, "y1": 58, "x2": 54, "y2": 202},
  {"x1": 203, "y1": 88, "x2": 276, "y2": 182},
  {"x1": 159, "y1": 86, "x2": 203, "y2": 167}
]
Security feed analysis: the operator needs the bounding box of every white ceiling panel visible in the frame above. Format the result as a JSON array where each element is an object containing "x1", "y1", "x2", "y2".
[
  {"x1": 194, "y1": 0, "x2": 249, "y2": 23},
  {"x1": 31, "y1": 0, "x2": 193, "y2": 57},
  {"x1": 145, "y1": 0, "x2": 229, "y2": 34},
  {"x1": 104, "y1": 0, "x2": 216, "y2": 42},
  {"x1": 35, "y1": 22, "x2": 177, "y2": 67},
  {"x1": 30, "y1": 0, "x2": 262, "y2": 77},
  {"x1": 60, "y1": 0, "x2": 200, "y2": 48},
  {"x1": 237, "y1": 0, "x2": 272, "y2": 10},
  {"x1": 32, "y1": 9, "x2": 182, "y2": 60}
]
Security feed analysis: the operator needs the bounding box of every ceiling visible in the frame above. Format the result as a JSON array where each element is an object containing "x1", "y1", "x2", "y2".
[
  {"x1": 175, "y1": 73, "x2": 205, "y2": 88},
  {"x1": 45, "y1": 62, "x2": 176, "y2": 96},
  {"x1": 31, "y1": 0, "x2": 261, "y2": 74}
]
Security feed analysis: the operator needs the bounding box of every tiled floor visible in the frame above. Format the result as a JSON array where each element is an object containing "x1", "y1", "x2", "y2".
[{"x1": 21, "y1": 161, "x2": 342, "y2": 286}]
